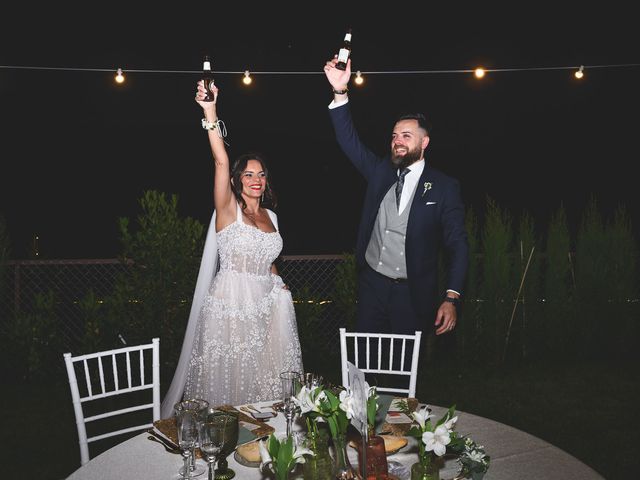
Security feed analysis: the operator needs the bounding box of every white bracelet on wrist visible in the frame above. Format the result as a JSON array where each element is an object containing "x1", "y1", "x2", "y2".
[{"x1": 201, "y1": 118, "x2": 227, "y2": 138}]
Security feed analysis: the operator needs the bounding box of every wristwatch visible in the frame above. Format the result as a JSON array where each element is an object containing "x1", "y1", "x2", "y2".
[{"x1": 443, "y1": 296, "x2": 460, "y2": 307}]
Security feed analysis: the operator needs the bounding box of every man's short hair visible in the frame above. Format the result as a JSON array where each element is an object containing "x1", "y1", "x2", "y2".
[{"x1": 395, "y1": 113, "x2": 431, "y2": 136}]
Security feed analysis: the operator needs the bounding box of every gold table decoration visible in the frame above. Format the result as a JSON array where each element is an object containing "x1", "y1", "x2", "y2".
[{"x1": 153, "y1": 404, "x2": 275, "y2": 459}]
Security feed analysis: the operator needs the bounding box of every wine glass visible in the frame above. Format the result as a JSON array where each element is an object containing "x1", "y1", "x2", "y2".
[
  {"x1": 175, "y1": 399, "x2": 209, "y2": 479},
  {"x1": 280, "y1": 370, "x2": 302, "y2": 437},
  {"x1": 198, "y1": 409, "x2": 238, "y2": 480},
  {"x1": 175, "y1": 400, "x2": 199, "y2": 479},
  {"x1": 303, "y1": 372, "x2": 324, "y2": 390},
  {"x1": 199, "y1": 408, "x2": 239, "y2": 480}
]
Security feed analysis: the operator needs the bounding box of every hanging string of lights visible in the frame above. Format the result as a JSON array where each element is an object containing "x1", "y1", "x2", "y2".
[{"x1": 1, "y1": 62, "x2": 640, "y2": 85}]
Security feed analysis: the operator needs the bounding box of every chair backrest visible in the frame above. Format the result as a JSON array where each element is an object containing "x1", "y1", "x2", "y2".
[
  {"x1": 63, "y1": 338, "x2": 160, "y2": 465},
  {"x1": 339, "y1": 328, "x2": 422, "y2": 398}
]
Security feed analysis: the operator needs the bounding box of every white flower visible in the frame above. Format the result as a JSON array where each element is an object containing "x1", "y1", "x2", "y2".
[
  {"x1": 411, "y1": 405, "x2": 434, "y2": 430},
  {"x1": 443, "y1": 414, "x2": 458, "y2": 432},
  {"x1": 366, "y1": 382, "x2": 377, "y2": 399},
  {"x1": 293, "y1": 386, "x2": 325, "y2": 414},
  {"x1": 466, "y1": 449, "x2": 487, "y2": 463},
  {"x1": 292, "y1": 445, "x2": 314, "y2": 464},
  {"x1": 422, "y1": 182, "x2": 432, "y2": 196},
  {"x1": 422, "y1": 424, "x2": 451, "y2": 456},
  {"x1": 259, "y1": 434, "x2": 314, "y2": 474},
  {"x1": 339, "y1": 387, "x2": 356, "y2": 419}
]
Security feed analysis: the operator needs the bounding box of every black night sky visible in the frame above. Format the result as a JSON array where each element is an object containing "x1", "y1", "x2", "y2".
[{"x1": 2, "y1": 2, "x2": 639, "y2": 258}]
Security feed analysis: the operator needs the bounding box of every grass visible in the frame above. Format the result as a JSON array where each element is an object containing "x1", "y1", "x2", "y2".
[{"x1": 2, "y1": 353, "x2": 637, "y2": 479}]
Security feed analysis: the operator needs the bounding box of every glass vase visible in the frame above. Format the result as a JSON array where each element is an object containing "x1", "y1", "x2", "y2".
[
  {"x1": 410, "y1": 454, "x2": 440, "y2": 480},
  {"x1": 332, "y1": 433, "x2": 357, "y2": 480},
  {"x1": 302, "y1": 428, "x2": 333, "y2": 480},
  {"x1": 355, "y1": 429, "x2": 389, "y2": 479}
]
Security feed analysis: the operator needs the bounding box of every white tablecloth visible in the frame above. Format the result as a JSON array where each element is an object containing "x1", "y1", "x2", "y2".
[{"x1": 67, "y1": 402, "x2": 604, "y2": 480}]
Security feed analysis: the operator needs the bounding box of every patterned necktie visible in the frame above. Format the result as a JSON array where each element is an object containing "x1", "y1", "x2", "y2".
[{"x1": 395, "y1": 168, "x2": 410, "y2": 209}]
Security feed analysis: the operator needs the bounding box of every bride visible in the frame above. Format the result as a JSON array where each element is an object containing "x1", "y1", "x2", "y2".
[{"x1": 161, "y1": 81, "x2": 303, "y2": 417}]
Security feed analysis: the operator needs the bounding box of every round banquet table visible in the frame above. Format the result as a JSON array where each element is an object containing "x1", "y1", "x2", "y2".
[{"x1": 66, "y1": 402, "x2": 604, "y2": 480}]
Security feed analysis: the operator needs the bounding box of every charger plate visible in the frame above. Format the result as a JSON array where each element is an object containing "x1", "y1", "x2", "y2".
[{"x1": 153, "y1": 405, "x2": 274, "y2": 459}]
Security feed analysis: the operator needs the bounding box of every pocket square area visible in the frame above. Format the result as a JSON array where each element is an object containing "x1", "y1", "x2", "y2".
[{"x1": 426, "y1": 201, "x2": 437, "y2": 205}]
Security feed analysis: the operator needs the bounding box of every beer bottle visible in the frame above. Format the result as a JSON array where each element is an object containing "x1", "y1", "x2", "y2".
[
  {"x1": 335, "y1": 29, "x2": 352, "y2": 71},
  {"x1": 202, "y1": 55, "x2": 215, "y2": 102}
]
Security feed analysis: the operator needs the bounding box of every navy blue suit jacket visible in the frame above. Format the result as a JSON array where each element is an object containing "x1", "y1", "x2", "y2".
[{"x1": 329, "y1": 102, "x2": 469, "y2": 317}]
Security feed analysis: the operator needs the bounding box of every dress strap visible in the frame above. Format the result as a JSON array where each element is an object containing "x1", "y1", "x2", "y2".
[{"x1": 267, "y1": 209, "x2": 279, "y2": 232}]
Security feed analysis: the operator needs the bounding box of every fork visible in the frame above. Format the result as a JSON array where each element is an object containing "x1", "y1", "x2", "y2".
[{"x1": 147, "y1": 435, "x2": 180, "y2": 454}]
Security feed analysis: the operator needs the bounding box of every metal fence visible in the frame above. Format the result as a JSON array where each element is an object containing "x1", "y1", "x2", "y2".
[{"x1": 0, "y1": 255, "x2": 348, "y2": 358}]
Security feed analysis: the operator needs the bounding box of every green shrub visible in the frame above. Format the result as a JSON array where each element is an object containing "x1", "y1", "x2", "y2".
[{"x1": 105, "y1": 190, "x2": 204, "y2": 373}]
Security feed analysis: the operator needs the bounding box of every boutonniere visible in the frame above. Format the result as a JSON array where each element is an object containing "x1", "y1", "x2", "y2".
[{"x1": 422, "y1": 182, "x2": 432, "y2": 196}]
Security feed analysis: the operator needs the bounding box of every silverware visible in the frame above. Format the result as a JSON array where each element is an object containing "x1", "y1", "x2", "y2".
[
  {"x1": 245, "y1": 404, "x2": 261, "y2": 413},
  {"x1": 147, "y1": 429, "x2": 180, "y2": 450},
  {"x1": 147, "y1": 435, "x2": 181, "y2": 454}
]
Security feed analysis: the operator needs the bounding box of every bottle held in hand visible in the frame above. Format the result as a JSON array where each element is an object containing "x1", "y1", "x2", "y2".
[
  {"x1": 335, "y1": 28, "x2": 352, "y2": 71},
  {"x1": 202, "y1": 55, "x2": 216, "y2": 102}
]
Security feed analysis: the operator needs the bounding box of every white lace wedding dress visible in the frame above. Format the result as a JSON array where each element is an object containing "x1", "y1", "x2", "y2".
[{"x1": 161, "y1": 204, "x2": 303, "y2": 416}]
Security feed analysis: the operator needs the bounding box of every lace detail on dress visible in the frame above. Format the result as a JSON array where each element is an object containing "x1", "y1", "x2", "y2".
[{"x1": 183, "y1": 209, "x2": 303, "y2": 406}]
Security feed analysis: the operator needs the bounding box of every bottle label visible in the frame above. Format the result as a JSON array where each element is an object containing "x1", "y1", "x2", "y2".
[
  {"x1": 344, "y1": 33, "x2": 352, "y2": 42},
  {"x1": 203, "y1": 61, "x2": 211, "y2": 70},
  {"x1": 337, "y1": 48, "x2": 350, "y2": 63}
]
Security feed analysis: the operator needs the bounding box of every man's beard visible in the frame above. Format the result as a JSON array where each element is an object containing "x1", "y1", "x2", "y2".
[{"x1": 391, "y1": 145, "x2": 422, "y2": 170}]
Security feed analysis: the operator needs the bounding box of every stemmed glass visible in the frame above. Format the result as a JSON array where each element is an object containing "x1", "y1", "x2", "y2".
[
  {"x1": 175, "y1": 399, "x2": 209, "y2": 479},
  {"x1": 280, "y1": 370, "x2": 302, "y2": 437},
  {"x1": 303, "y1": 372, "x2": 324, "y2": 390},
  {"x1": 198, "y1": 408, "x2": 239, "y2": 480}
]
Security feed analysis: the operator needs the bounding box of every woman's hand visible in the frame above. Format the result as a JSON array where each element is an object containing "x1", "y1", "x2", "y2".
[{"x1": 195, "y1": 80, "x2": 218, "y2": 116}]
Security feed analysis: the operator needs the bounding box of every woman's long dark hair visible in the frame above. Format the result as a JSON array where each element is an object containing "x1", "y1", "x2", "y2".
[{"x1": 230, "y1": 152, "x2": 277, "y2": 211}]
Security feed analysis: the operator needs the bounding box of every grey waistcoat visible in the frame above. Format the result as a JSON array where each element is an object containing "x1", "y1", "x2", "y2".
[{"x1": 365, "y1": 183, "x2": 417, "y2": 279}]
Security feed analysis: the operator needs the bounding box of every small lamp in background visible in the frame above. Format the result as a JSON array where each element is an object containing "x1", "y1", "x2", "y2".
[
  {"x1": 115, "y1": 68, "x2": 125, "y2": 84},
  {"x1": 574, "y1": 65, "x2": 584, "y2": 79},
  {"x1": 354, "y1": 70, "x2": 364, "y2": 85},
  {"x1": 242, "y1": 70, "x2": 252, "y2": 85},
  {"x1": 474, "y1": 67, "x2": 485, "y2": 79}
]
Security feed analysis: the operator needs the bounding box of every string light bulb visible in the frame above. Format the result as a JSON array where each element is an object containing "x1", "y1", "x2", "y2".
[
  {"x1": 354, "y1": 70, "x2": 364, "y2": 85},
  {"x1": 115, "y1": 68, "x2": 125, "y2": 84},
  {"x1": 242, "y1": 70, "x2": 252, "y2": 85},
  {"x1": 474, "y1": 67, "x2": 486, "y2": 79},
  {"x1": 574, "y1": 65, "x2": 584, "y2": 79}
]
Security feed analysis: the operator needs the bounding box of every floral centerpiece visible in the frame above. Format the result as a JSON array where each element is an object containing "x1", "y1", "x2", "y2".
[
  {"x1": 259, "y1": 433, "x2": 313, "y2": 480},
  {"x1": 401, "y1": 402, "x2": 490, "y2": 480},
  {"x1": 293, "y1": 382, "x2": 357, "y2": 479}
]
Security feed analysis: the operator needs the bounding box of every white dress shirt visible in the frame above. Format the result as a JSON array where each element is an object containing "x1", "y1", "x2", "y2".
[{"x1": 398, "y1": 160, "x2": 425, "y2": 214}]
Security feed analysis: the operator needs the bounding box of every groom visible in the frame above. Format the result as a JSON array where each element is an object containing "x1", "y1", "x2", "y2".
[{"x1": 324, "y1": 57, "x2": 469, "y2": 338}]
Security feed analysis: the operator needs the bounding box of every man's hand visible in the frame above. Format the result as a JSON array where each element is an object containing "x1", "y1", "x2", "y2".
[
  {"x1": 434, "y1": 301, "x2": 457, "y2": 335},
  {"x1": 323, "y1": 57, "x2": 351, "y2": 92}
]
